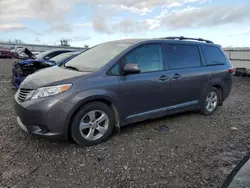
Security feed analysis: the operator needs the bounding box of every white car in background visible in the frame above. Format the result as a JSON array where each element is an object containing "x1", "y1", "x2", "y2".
[
  {"x1": 30, "y1": 50, "x2": 41, "y2": 56},
  {"x1": 9, "y1": 46, "x2": 39, "y2": 59},
  {"x1": 10, "y1": 46, "x2": 25, "y2": 58},
  {"x1": 10, "y1": 46, "x2": 24, "y2": 53}
]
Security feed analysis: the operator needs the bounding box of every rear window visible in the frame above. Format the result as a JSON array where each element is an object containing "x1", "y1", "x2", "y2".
[
  {"x1": 164, "y1": 44, "x2": 201, "y2": 69},
  {"x1": 201, "y1": 45, "x2": 227, "y2": 65}
]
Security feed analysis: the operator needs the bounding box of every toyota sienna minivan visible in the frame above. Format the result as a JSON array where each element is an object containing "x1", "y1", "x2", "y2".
[{"x1": 14, "y1": 37, "x2": 234, "y2": 146}]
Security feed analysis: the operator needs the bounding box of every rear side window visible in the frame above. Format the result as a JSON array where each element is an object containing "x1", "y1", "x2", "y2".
[
  {"x1": 201, "y1": 46, "x2": 227, "y2": 65},
  {"x1": 125, "y1": 44, "x2": 163, "y2": 73},
  {"x1": 164, "y1": 44, "x2": 201, "y2": 69}
]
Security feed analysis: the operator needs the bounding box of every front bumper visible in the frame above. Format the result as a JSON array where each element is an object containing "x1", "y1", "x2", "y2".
[
  {"x1": 14, "y1": 94, "x2": 74, "y2": 140},
  {"x1": 17, "y1": 116, "x2": 28, "y2": 132}
]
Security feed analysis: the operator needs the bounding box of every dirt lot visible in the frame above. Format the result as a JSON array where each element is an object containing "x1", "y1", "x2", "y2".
[{"x1": 0, "y1": 58, "x2": 250, "y2": 188}]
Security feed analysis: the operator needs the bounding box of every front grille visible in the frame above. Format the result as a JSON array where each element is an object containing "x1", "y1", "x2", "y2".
[{"x1": 17, "y1": 88, "x2": 33, "y2": 102}]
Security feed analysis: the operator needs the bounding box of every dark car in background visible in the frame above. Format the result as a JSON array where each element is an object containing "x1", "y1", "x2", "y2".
[
  {"x1": 0, "y1": 49, "x2": 13, "y2": 58},
  {"x1": 11, "y1": 51, "x2": 80, "y2": 88},
  {"x1": 50, "y1": 51, "x2": 80, "y2": 66},
  {"x1": 14, "y1": 37, "x2": 234, "y2": 146},
  {"x1": 34, "y1": 49, "x2": 76, "y2": 61}
]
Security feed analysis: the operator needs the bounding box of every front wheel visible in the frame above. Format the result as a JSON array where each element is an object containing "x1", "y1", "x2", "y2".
[
  {"x1": 71, "y1": 102, "x2": 115, "y2": 146},
  {"x1": 200, "y1": 87, "x2": 220, "y2": 115}
]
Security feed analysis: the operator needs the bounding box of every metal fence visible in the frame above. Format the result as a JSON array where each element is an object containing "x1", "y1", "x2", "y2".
[{"x1": 224, "y1": 48, "x2": 250, "y2": 69}]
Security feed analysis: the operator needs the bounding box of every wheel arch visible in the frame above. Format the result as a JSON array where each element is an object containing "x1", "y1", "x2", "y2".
[
  {"x1": 67, "y1": 96, "x2": 120, "y2": 139},
  {"x1": 212, "y1": 84, "x2": 223, "y2": 104}
]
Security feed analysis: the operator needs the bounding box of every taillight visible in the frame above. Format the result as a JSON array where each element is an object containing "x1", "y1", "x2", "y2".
[{"x1": 229, "y1": 67, "x2": 235, "y2": 73}]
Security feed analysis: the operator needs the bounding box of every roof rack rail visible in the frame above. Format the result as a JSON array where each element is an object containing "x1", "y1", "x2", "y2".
[{"x1": 163, "y1": 36, "x2": 214, "y2": 44}]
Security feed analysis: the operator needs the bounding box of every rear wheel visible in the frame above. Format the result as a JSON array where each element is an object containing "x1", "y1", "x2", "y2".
[
  {"x1": 71, "y1": 102, "x2": 115, "y2": 146},
  {"x1": 200, "y1": 87, "x2": 220, "y2": 115}
]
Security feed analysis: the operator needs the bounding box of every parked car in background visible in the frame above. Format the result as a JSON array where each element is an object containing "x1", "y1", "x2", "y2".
[
  {"x1": 10, "y1": 46, "x2": 25, "y2": 53},
  {"x1": 18, "y1": 50, "x2": 33, "y2": 59},
  {"x1": 11, "y1": 51, "x2": 80, "y2": 88},
  {"x1": 12, "y1": 48, "x2": 76, "y2": 70},
  {"x1": 9, "y1": 47, "x2": 33, "y2": 59},
  {"x1": 14, "y1": 37, "x2": 234, "y2": 146},
  {"x1": 10, "y1": 46, "x2": 25, "y2": 58},
  {"x1": 34, "y1": 49, "x2": 76, "y2": 60},
  {"x1": 30, "y1": 49, "x2": 41, "y2": 56},
  {"x1": 12, "y1": 51, "x2": 19, "y2": 58},
  {"x1": 50, "y1": 51, "x2": 81, "y2": 66},
  {"x1": 0, "y1": 49, "x2": 13, "y2": 58}
]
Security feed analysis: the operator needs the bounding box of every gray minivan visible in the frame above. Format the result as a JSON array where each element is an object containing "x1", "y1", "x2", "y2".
[{"x1": 14, "y1": 37, "x2": 234, "y2": 146}]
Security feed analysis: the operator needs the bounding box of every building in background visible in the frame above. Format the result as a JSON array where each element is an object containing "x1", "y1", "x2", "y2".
[{"x1": 224, "y1": 48, "x2": 250, "y2": 69}]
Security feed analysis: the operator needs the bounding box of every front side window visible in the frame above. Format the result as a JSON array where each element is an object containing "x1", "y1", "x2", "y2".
[
  {"x1": 165, "y1": 44, "x2": 201, "y2": 69},
  {"x1": 125, "y1": 44, "x2": 163, "y2": 73},
  {"x1": 201, "y1": 45, "x2": 227, "y2": 65}
]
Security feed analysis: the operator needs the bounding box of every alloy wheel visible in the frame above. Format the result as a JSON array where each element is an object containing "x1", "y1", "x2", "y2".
[
  {"x1": 79, "y1": 110, "x2": 109, "y2": 141},
  {"x1": 205, "y1": 91, "x2": 218, "y2": 112}
]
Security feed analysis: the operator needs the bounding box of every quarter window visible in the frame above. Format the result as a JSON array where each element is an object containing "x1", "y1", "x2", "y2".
[
  {"x1": 201, "y1": 46, "x2": 227, "y2": 65},
  {"x1": 125, "y1": 44, "x2": 163, "y2": 73},
  {"x1": 108, "y1": 64, "x2": 120, "y2": 76},
  {"x1": 165, "y1": 44, "x2": 201, "y2": 69}
]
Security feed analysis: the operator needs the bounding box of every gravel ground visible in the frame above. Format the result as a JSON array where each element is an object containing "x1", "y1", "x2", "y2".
[{"x1": 0, "y1": 58, "x2": 250, "y2": 188}]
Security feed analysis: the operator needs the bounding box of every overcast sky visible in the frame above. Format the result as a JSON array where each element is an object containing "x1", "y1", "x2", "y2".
[{"x1": 0, "y1": 0, "x2": 249, "y2": 47}]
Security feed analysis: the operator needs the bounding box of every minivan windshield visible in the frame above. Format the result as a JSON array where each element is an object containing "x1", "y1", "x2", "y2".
[{"x1": 64, "y1": 42, "x2": 132, "y2": 72}]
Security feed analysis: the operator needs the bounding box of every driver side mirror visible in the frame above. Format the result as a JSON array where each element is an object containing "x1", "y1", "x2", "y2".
[{"x1": 123, "y1": 63, "x2": 141, "y2": 75}]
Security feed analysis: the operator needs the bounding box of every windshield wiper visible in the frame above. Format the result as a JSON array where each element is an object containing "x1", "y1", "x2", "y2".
[{"x1": 64, "y1": 65, "x2": 81, "y2": 72}]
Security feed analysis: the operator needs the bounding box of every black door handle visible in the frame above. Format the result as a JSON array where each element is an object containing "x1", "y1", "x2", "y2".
[
  {"x1": 159, "y1": 75, "x2": 169, "y2": 81},
  {"x1": 172, "y1": 73, "x2": 181, "y2": 79}
]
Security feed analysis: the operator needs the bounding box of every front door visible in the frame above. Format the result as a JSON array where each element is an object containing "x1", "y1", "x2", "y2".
[{"x1": 118, "y1": 43, "x2": 172, "y2": 124}]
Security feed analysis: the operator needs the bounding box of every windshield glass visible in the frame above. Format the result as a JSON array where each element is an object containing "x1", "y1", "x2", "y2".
[
  {"x1": 50, "y1": 53, "x2": 77, "y2": 64},
  {"x1": 65, "y1": 42, "x2": 132, "y2": 72},
  {"x1": 35, "y1": 51, "x2": 50, "y2": 59}
]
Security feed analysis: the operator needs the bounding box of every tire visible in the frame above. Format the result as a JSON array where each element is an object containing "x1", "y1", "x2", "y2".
[
  {"x1": 200, "y1": 87, "x2": 220, "y2": 116},
  {"x1": 71, "y1": 102, "x2": 115, "y2": 146}
]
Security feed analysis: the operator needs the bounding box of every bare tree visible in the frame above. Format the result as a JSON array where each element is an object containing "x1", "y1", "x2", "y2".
[
  {"x1": 60, "y1": 39, "x2": 70, "y2": 47},
  {"x1": 13, "y1": 39, "x2": 23, "y2": 44}
]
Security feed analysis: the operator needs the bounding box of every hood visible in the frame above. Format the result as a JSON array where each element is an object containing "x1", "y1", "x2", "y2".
[
  {"x1": 20, "y1": 66, "x2": 90, "y2": 89},
  {"x1": 22, "y1": 48, "x2": 36, "y2": 59}
]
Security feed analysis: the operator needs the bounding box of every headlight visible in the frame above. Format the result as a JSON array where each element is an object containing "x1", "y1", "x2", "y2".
[{"x1": 25, "y1": 84, "x2": 72, "y2": 101}]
